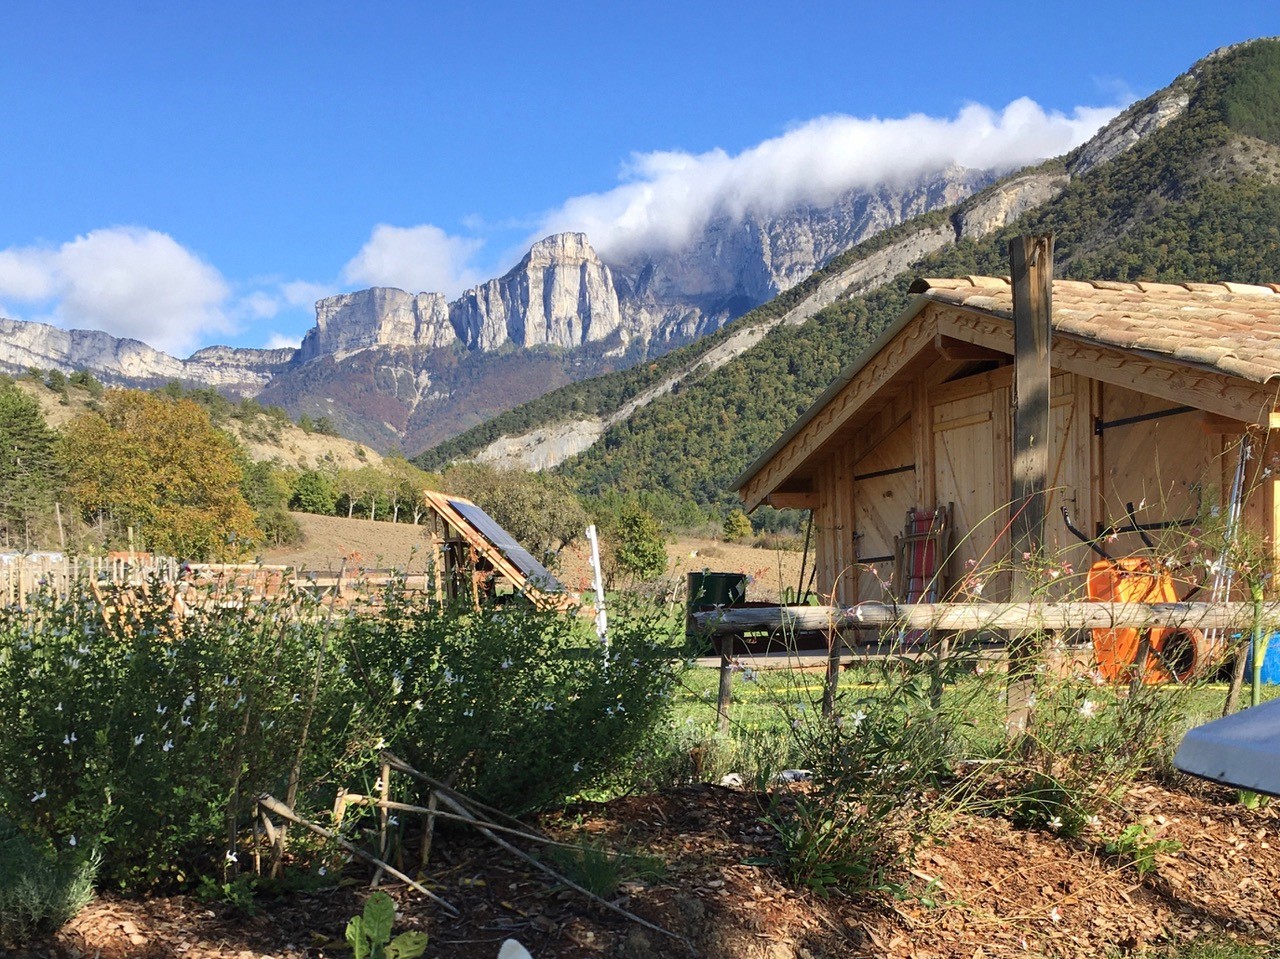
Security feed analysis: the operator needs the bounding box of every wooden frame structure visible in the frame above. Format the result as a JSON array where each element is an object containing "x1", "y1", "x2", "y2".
[
  {"x1": 420, "y1": 490, "x2": 571, "y2": 609},
  {"x1": 736, "y1": 276, "x2": 1280, "y2": 613}
]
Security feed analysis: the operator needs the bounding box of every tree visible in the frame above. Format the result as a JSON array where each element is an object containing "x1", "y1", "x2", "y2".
[
  {"x1": 442, "y1": 462, "x2": 587, "y2": 564},
  {"x1": 723, "y1": 508, "x2": 753, "y2": 542},
  {"x1": 291, "y1": 468, "x2": 337, "y2": 515},
  {"x1": 608, "y1": 503, "x2": 668, "y2": 584},
  {"x1": 0, "y1": 384, "x2": 61, "y2": 549},
  {"x1": 62, "y1": 390, "x2": 260, "y2": 559},
  {"x1": 383, "y1": 456, "x2": 435, "y2": 523}
]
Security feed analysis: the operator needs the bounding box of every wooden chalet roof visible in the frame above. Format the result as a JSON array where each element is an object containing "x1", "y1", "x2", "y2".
[
  {"x1": 919, "y1": 277, "x2": 1280, "y2": 383},
  {"x1": 734, "y1": 276, "x2": 1280, "y2": 509}
]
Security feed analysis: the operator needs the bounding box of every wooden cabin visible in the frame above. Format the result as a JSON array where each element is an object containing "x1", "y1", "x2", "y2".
[{"x1": 735, "y1": 277, "x2": 1280, "y2": 608}]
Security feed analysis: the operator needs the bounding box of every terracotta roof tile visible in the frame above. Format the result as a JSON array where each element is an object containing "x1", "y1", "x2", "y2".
[{"x1": 917, "y1": 277, "x2": 1280, "y2": 384}]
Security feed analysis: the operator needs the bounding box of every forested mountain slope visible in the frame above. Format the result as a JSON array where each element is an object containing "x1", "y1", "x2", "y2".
[{"x1": 424, "y1": 39, "x2": 1280, "y2": 516}]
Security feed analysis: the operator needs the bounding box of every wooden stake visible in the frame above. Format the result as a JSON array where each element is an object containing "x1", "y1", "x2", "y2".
[
  {"x1": 716, "y1": 644, "x2": 734, "y2": 734},
  {"x1": 258, "y1": 794, "x2": 459, "y2": 916},
  {"x1": 1007, "y1": 233, "x2": 1054, "y2": 738}
]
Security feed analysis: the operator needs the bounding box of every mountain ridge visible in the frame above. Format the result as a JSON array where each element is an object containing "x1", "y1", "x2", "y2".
[{"x1": 520, "y1": 38, "x2": 1280, "y2": 515}]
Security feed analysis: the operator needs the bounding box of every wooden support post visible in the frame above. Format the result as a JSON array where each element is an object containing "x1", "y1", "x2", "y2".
[
  {"x1": 1007, "y1": 233, "x2": 1054, "y2": 738},
  {"x1": 716, "y1": 641, "x2": 735, "y2": 735},
  {"x1": 822, "y1": 628, "x2": 841, "y2": 717}
]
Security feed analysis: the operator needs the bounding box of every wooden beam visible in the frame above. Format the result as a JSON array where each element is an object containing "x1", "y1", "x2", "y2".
[
  {"x1": 767, "y1": 491, "x2": 820, "y2": 510},
  {"x1": 692, "y1": 601, "x2": 1274, "y2": 634},
  {"x1": 1008, "y1": 233, "x2": 1054, "y2": 738},
  {"x1": 935, "y1": 310, "x2": 1278, "y2": 426},
  {"x1": 935, "y1": 334, "x2": 1008, "y2": 362},
  {"x1": 1010, "y1": 234, "x2": 1054, "y2": 559},
  {"x1": 1201, "y1": 413, "x2": 1253, "y2": 435}
]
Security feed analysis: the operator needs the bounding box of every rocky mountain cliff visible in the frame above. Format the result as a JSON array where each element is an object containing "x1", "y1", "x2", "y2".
[
  {"x1": 418, "y1": 69, "x2": 1196, "y2": 474},
  {"x1": 0, "y1": 317, "x2": 293, "y2": 392}
]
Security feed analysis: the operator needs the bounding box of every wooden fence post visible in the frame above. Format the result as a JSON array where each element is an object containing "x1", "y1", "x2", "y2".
[{"x1": 1007, "y1": 233, "x2": 1054, "y2": 738}]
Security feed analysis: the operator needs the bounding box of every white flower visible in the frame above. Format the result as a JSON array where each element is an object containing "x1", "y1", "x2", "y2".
[
  {"x1": 1086, "y1": 815, "x2": 1101, "y2": 829},
  {"x1": 225, "y1": 850, "x2": 238, "y2": 863},
  {"x1": 318, "y1": 866, "x2": 326, "y2": 876},
  {"x1": 78, "y1": 645, "x2": 91, "y2": 655},
  {"x1": 1078, "y1": 700, "x2": 1098, "y2": 719},
  {"x1": 573, "y1": 762, "x2": 582, "y2": 773},
  {"x1": 234, "y1": 694, "x2": 246, "y2": 708},
  {"x1": 156, "y1": 705, "x2": 167, "y2": 715},
  {"x1": 292, "y1": 693, "x2": 302, "y2": 703},
  {"x1": 851, "y1": 709, "x2": 868, "y2": 728},
  {"x1": 1049, "y1": 906, "x2": 1062, "y2": 925},
  {"x1": 500, "y1": 658, "x2": 512, "y2": 670},
  {"x1": 68, "y1": 835, "x2": 76, "y2": 847},
  {"x1": 133, "y1": 734, "x2": 144, "y2": 746},
  {"x1": 1048, "y1": 815, "x2": 1063, "y2": 831},
  {"x1": 181, "y1": 717, "x2": 192, "y2": 727},
  {"x1": 183, "y1": 693, "x2": 196, "y2": 708},
  {"x1": 412, "y1": 700, "x2": 424, "y2": 711},
  {"x1": 54, "y1": 702, "x2": 62, "y2": 712},
  {"x1": 31, "y1": 789, "x2": 46, "y2": 802},
  {"x1": 162, "y1": 739, "x2": 174, "y2": 752},
  {"x1": 387, "y1": 816, "x2": 399, "y2": 826},
  {"x1": 544, "y1": 703, "x2": 554, "y2": 712},
  {"x1": 63, "y1": 732, "x2": 77, "y2": 745},
  {"x1": 463, "y1": 708, "x2": 474, "y2": 717}
]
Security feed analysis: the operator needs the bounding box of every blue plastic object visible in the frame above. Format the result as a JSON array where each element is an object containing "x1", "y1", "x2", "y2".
[{"x1": 1245, "y1": 633, "x2": 1280, "y2": 685}]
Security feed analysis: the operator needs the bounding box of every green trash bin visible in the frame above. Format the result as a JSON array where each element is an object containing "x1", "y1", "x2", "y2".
[{"x1": 687, "y1": 571, "x2": 747, "y2": 608}]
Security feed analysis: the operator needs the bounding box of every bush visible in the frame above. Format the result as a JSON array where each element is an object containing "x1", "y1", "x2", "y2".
[
  {"x1": 0, "y1": 582, "x2": 367, "y2": 888},
  {"x1": 0, "y1": 818, "x2": 97, "y2": 945},
  {"x1": 778, "y1": 649, "x2": 989, "y2": 896},
  {"x1": 0, "y1": 579, "x2": 687, "y2": 890},
  {"x1": 343, "y1": 588, "x2": 687, "y2": 814}
]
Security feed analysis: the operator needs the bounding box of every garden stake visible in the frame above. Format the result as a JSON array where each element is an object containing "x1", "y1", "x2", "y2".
[
  {"x1": 337, "y1": 795, "x2": 590, "y2": 852},
  {"x1": 377, "y1": 758, "x2": 694, "y2": 953},
  {"x1": 258, "y1": 794, "x2": 459, "y2": 916}
]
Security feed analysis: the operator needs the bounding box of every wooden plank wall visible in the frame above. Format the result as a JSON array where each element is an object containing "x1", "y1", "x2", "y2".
[
  {"x1": 1097, "y1": 384, "x2": 1217, "y2": 562},
  {"x1": 851, "y1": 423, "x2": 915, "y2": 603}
]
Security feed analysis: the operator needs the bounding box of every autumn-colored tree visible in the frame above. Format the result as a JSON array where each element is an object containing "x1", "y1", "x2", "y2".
[{"x1": 63, "y1": 390, "x2": 260, "y2": 559}]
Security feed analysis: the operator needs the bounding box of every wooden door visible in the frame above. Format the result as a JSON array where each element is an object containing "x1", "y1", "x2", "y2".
[{"x1": 933, "y1": 386, "x2": 1010, "y2": 599}]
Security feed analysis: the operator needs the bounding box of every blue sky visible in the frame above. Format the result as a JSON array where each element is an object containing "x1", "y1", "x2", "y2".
[{"x1": 1, "y1": 2, "x2": 1276, "y2": 354}]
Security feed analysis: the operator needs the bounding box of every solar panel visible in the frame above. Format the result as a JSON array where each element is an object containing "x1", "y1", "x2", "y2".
[{"x1": 447, "y1": 498, "x2": 564, "y2": 592}]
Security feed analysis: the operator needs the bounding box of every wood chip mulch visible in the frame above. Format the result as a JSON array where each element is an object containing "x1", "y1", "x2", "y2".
[{"x1": 11, "y1": 778, "x2": 1280, "y2": 959}]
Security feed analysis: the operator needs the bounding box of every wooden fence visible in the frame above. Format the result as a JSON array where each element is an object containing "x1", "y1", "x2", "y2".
[{"x1": 0, "y1": 553, "x2": 183, "y2": 607}]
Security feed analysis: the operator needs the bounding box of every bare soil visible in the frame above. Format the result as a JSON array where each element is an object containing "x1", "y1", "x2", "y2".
[{"x1": 22, "y1": 778, "x2": 1280, "y2": 959}]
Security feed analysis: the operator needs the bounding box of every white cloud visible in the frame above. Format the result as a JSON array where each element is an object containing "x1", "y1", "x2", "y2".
[
  {"x1": 341, "y1": 224, "x2": 484, "y2": 297},
  {"x1": 538, "y1": 98, "x2": 1121, "y2": 259},
  {"x1": 0, "y1": 227, "x2": 232, "y2": 355},
  {"x1": 264, "y1": 332, "x2": 303, "y2": 350}
]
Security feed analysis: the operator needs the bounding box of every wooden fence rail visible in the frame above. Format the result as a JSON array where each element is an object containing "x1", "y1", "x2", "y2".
[{"x1": 691, "y1": 601, "x2": 1280, "y2": 636}]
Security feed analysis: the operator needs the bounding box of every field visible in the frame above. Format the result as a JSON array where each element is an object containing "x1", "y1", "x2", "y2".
[{"x1": 262, "y1": 512, "x2": 806, "y2": 603}]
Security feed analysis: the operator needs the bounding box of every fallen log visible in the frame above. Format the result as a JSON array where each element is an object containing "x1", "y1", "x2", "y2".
[{"x1": 691, "y1": 601, "x2": 1278, "y2": 636}]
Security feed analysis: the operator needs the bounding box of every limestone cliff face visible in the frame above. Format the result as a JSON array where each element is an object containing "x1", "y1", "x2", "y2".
[
  {"x1": 297, "y1": 288, "x2": 453, "y2": 362},
  {"x1": 610, "y1": 165, "x2": 996, "y2": 346},
  {"x1": 0, "y1": 317, "x2": 291, "y2": 391},
  {"x1": 449, "y1": 233, "x2": 622, "y2": 351}
]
